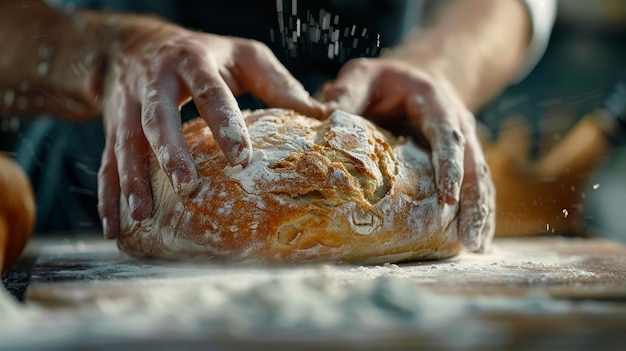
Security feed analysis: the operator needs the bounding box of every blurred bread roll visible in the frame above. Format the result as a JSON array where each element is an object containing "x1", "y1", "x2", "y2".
[
  {"x1": 117, "y1": 109, "x2": 461, "y2": 264},
  {"x1": 0, "y1": 153, "x2": 36, "y2": 273}
]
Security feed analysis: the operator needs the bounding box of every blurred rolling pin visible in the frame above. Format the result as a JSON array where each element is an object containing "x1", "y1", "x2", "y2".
[
  {"x1": 535, "y1": 79, "x2": 626, "y2": 178},
  {"x1": 0, "y1": 153, "x2": 36, "y2": 274},
  {"x1": 487, "y1": 78, "x2": 625, "y2": 236}
]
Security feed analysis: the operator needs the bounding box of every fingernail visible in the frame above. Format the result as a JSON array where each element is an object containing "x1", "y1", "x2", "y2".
[
  {"x1": 128, "y1": 193, "x2": 141, "y2": 218},
  {"x1": 308, "y1": 97, "x2": 331, "y2": 119},
  {"x1": 172, "y1": 169, "x2": 199, "y2": 195},
  {"x1": 232, "y1": 144, "x2": 252, "y2": 167},
  {"x1": 460, "y1": 218, "x2": 483, "y2": 252},
  {"x1": 230, "y1": 142, "x2": 242, "y2": 160},
  {"x1": 102, "y1": 217, "x2": 111, "y2": 239}
]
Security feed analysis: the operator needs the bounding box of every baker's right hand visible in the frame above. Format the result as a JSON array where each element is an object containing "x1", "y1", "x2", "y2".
[{"x1": 96, "y1": 14, "x2": 325, "y2": 239}]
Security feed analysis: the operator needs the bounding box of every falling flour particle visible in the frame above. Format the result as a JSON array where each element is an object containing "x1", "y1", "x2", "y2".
[{"x1": 273, "y1": 0, "x2": 381, "y2": 62}]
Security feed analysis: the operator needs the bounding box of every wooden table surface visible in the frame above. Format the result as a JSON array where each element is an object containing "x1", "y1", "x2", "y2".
[{"x1": 2, "y1": 235, "x2": 626, "y2": 350}]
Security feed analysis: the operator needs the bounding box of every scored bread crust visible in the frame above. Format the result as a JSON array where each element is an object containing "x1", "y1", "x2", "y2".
[{"x1": 117, "y1": 109, "x2": 461, "y2": 264}]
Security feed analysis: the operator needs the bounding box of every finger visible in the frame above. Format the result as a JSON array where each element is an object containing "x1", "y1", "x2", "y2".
[
  {"x1": 323, "y1": 58, "x2": 375, "y2": 114},
  {"x1": 478, "y1": 205, "x2": 496, "y2": 253},
  {"x1": 98, "y1": 138, "x2": 121, "y2": 240},
  {"x1": 458, "y1": 135, "x2": 494, "y2": 251},
  {"x1": 178, "y1": 54, "x2": 252, "y2": 167},
  {"x1": 141, "y1": 73, "x2": 199, "y2": 195},
  {"x1": 114, "y1": 93, "x2": 152, "y2": 221},
  {"x1": 406, "y1": 94, "x2": 465, "y2": 206},
  {"x1": 232, "y1": 41, "x2": 328, "y2": 119}
]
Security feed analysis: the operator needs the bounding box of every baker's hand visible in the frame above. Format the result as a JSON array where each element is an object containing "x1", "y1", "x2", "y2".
[
  {"x1": 97, "y1": 16, "x2": 325, "y2": 239},
  {"x1": 323, "y1": 58, "x2": 495, "y2": 252}
]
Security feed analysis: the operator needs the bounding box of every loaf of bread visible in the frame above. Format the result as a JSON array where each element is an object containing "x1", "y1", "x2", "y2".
[
  {"x1": 117, "y1": 109, "x2": 461, "y2": 264},
  {"x1": 0, "y1": 153, "x2": 36, "y2": 273}
]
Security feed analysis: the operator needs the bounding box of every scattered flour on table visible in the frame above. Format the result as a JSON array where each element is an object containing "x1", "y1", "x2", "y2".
[
  {"x1": 0, "y1": 273, "x2": 581, "y2": 349},
  {"x1": 0, "y1": 239, "x2": 607, "y2": 348}
]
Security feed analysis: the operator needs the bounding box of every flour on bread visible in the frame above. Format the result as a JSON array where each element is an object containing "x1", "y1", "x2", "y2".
[{"x1": 117, "y1": 109, "x2": 461, "y2": 263}]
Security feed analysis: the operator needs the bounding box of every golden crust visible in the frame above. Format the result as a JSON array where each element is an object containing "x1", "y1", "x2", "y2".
[{"x1": 117, "y1": 109, "x2": 461, "y2": 264}]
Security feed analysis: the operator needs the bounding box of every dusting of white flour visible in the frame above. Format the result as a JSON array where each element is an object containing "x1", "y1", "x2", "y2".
[{"x1": 0, "y1": 238, "x2": 610, "y2": 349}]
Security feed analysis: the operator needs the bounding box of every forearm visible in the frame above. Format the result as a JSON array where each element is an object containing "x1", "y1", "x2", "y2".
[
  {"x1": 0, "y1": 0, "x2": 108, "y2": 119},
  {"x1": 389, "y1": 0, "x2": 531, "y2": 112}
]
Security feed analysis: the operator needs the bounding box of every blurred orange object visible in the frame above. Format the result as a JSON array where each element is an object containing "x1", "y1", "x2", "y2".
[
  {"x1": 0, "y1": 153, "x2": 36, "y2": 274},
  {"x1": 484, "y1": 113, "x2": 612, "y2": 237}
]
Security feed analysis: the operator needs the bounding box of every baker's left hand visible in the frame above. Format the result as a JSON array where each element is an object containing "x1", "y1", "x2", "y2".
[{"x1": 323, "y1": 57, "x2": 495, "y2": 252}]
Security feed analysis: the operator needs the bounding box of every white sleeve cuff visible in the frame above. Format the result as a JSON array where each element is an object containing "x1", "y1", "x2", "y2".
[{"x1": 515, "y1": 0, "x2": 557, "y2": 82}]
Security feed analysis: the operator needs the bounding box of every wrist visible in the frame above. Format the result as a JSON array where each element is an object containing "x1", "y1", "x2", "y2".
[
  {"x1": 385, "y1": 0, "x2": 531, "y2": 112},
  {"x1": 0, "y1": 3, "x2": 111, "y2": 119},
  {"x1": 385, "y1": 29, "x2": 483, "y2": 109}
]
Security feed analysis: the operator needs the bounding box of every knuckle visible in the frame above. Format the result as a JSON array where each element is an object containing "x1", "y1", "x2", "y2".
[
  {"x1": 468, "y1": 201, "x2": 489, "y2": 223},
  {"x1": 415, "y1": 78, "x2": 437, "y2": 100},
  {"x1": 474, "y1": 180, "x2": 495, "y2": 213},
  {"x1": 342, "y1": 57, "x2": 372, "y2": 72},
  {"x1": 118, "y1": 172, "x2": 131, "y2": 190},
  {"x1": 442, "y1": 158, "x2": 463, "y2": 180},
  {"x1": 141, "y1": 102, "x2": 162, "y2": 130},
  {"x1": 163, "y1": 43, "x2": 203, "y2": 70},
  {"x1": 134, "y1": 54, "x2": 163, "y2": 82},
  {"x1": 238, "y1": 39, "x2": 273, "y2": 60},
  {"x1": 434, "y1": 126, "x2": 465, "y2": 156},
  {"x1": 113, "y1": 130, "x2": 133, "y2": 153},
  {"x1": 141, "y1": 66, "x2": 160, "y2": 87},
  {"x1": 326, "y1": 83, "x2": 349, "y2": 97},
  {"x1": 142, "y1": 95, "x2": 160, "y2": 112},
  {"x1": 470, "y1": 157, "x2": 495, "y2": 191},
  {"x1": 193, "y1": 83, "x2": 221, "y2": 107},
  {"x1": 477, "y1": 161, "x2": 491, "y2": 179},
  {"x1": 446, "y1": 128, "x2": 466, "y2": 147},
  {"x1": 247, "y1": 39, "x2": 272, "y2": 54},
  {"x1": 162, "y1": 40, "x2": 193, "y2": 58},
  {"x1": 176, "y1": 47, "x2": 198, "y2": 64}
]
